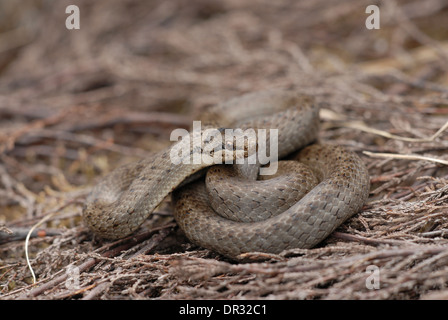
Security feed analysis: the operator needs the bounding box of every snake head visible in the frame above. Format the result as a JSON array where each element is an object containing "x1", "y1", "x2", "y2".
[{"x1": 201, "y1": 127, "x2": 257, "y2": 164}]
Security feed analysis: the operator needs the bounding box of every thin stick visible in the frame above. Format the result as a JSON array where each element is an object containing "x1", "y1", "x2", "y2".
[
  {"x1": 24, "y1": 199, "x2": 77, "y2": 284},
  {"x1": 343, "y1": 119, "x2": 448, "y2": 143},
  {"x1": 363, "y1": 151, "x2": 448, "y2": 166},
  {"x1": 25, "y1": 212, "x2": 57, "y2": 284}
]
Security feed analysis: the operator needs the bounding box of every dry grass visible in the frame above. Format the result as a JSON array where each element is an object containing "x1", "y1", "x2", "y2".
[{"x1": 1, "y1": 0, "x2": 448, "y2": 299}]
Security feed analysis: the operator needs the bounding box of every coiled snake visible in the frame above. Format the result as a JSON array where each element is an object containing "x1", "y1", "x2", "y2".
[{"x1": 83, "y1": 90, "x2": 370, "y2": 258}]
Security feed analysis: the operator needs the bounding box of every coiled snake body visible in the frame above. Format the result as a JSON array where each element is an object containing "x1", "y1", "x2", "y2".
[{"x1": 83, "y1": 90, "x2": 370, "y2": 258}]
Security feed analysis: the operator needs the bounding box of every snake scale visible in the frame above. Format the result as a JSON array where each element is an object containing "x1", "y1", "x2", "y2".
[{"x1": 83, "y1": 90, "x2": 370, "y2": 258}]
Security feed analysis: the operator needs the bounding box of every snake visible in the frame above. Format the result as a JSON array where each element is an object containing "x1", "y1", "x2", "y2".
[{"x1": 83, "y1": 90, "x2": 370, "y2": 258}]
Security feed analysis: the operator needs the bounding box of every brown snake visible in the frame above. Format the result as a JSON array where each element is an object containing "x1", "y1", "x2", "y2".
[{"x1": 83, "y1": 90, "x2": 370, "y2": 258}]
